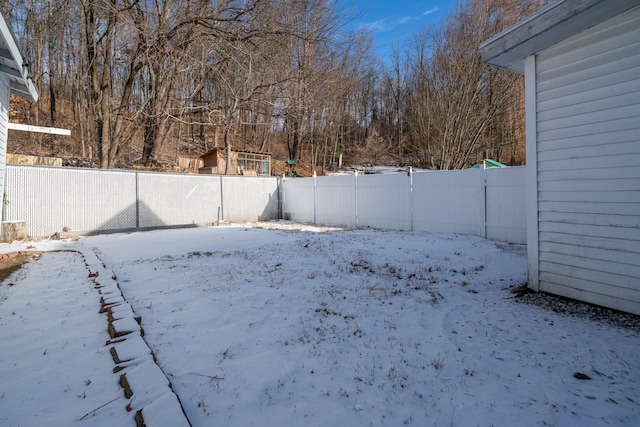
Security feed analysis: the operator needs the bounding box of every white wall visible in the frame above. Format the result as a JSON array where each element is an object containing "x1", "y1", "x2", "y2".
[{"x1": 533, "y1": 6, "x2": 640, "y2": 314}]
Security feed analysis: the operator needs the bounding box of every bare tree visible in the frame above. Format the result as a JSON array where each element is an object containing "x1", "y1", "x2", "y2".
[
  {"x1": 400, "y1": 0, "x2": 543, "y2": 169},
  {"x1": 279, "y1": 0, "x2": 354, "y2": 164},
  {"x1": 379, "y1": 45, "x2": 410, "y2": 163},
  {"x1": 4, "y1": 0, "x2": 542, "y2": 173}
]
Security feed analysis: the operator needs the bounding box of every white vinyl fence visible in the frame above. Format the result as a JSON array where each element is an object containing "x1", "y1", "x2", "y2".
[
  {"x1": 282, "y1": 167, "x2": 526, "y2": 244},
  {"x1": 5, "y1": 165, "x2": 280, "y2": 238},
  {"x1": 5, "y1": 164, "x2": 525, "y2": 243}
]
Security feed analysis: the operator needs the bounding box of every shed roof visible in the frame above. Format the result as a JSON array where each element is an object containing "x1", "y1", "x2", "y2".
[
  {"x1": 479, "y1": 0, "x2": 640, "y2": 74},
  {"x1": 0, "y1": 11, "x2": 38, "y2": 101},
  {"x1": 471, "y1": 159, "x2": 507, "y2": 169},
  {"x1": 201, "y1": 148, "x2": 271, "y2": 158}
]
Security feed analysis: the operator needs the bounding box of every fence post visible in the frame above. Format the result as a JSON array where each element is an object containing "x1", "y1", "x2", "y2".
[
  {"x1": 408, "y1": 167, "x2": 413, "y2": 232},
  {"x1": 313, "y1": 171, "x2": 317, "y2": 224},
  {"x1": 481, "y1": 164, "x2": 487, "y2": 239},
  {"x1": 135, "y1": 172, "x2": 140, "y2": 228},
  {"x1": 219, "y1": 176, "x2": 224, "y2": 222},
  {"x1": 354, "y1": 170, "x2": 359, "y2": 228},
  {"x1": 278, "y1": 175, "x2": 284, "y2": 220}
]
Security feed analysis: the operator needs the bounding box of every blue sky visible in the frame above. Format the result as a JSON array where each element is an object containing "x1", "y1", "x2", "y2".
[{"x1": 350, "y1": 0, "x2": 455, "y2": 62}]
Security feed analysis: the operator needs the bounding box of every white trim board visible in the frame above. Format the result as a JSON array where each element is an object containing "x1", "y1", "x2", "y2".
[{"x1": 7, "y1": 123, "x2": 71, "y2": 136}]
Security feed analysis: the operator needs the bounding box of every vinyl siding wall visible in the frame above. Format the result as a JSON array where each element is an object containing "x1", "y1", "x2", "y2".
[
  {"x1": 0, "y1": 74, "x2": 9, "y2": 203},
  {"x1": 534, "y1": 6, "x2": 640, "y2": 314}
]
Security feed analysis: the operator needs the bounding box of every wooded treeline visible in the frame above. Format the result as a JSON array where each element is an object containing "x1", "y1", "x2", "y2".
[{"x1": 3, "y1": 0, "x2": 544, "y2": 171}]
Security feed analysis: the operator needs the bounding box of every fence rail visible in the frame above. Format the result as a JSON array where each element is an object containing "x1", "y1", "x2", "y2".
[
  {"x1": 282, "y1": 167, "x2": 526, "y2": 244},
  {"x1": 5, "y1": 165, "x2": 526, "y2": 243}
]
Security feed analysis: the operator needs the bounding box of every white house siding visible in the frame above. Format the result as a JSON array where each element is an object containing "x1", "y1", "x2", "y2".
[
  {"x1": 0, "y1": 73, "x2": 9, "y2": 202},
  {"x1": 534, "y1": 6, "x2": 640, "y2": 314}
]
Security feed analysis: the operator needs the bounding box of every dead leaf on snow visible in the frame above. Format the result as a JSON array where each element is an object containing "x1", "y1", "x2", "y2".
[{"x1": 573, "y1": 372, "x2": 591, "y2": 380}]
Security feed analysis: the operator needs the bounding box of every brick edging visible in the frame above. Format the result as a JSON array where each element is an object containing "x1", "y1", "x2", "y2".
[{"x1": 83, "y1": 249, "x2": 192, "y2": 427}]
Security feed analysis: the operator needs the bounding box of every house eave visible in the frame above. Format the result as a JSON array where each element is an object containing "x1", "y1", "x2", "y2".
[
  {"x1": 479, "y1": 0, "x2": 640, "y2": 74},
  {"x1": 0, "y1": 11, "x2": 39, "y2": 102}
]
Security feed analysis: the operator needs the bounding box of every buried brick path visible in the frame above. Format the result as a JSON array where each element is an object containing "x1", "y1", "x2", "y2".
[{"x1": 85, "y1": 249, "x2": 192, "y2": 427}]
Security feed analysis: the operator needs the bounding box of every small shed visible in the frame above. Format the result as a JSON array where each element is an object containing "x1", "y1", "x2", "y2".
[
  {"x1": 480, "y1": 0, "x2": 640, "y2": 314},
  {"x1": 199, "y1": 148, "x2": 271, "y2": 176},
  {"x1": 0, "y1": 11, "x2": 39, "y2": 240}
]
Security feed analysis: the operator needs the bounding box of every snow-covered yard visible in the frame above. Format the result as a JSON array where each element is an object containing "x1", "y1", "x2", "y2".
[{"x1": 1, "y1": 223, "x2": 639, "y2": 426}]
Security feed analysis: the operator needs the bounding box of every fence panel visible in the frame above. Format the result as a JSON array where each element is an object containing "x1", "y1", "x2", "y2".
[
  {"x1": 485, "y1": 166, "x2": 526, "y2": 244},
  {"x1": 357, "y1": 173, "x2": 412, "y2": 230},
  {"x1": 412, "y1": 169, "x2": 484, "y2": 235},
  {"x1": 282, "y1": 177, "x2": 315, "y2": 223},
  {"x1": 280, "y1": 167, "x2": 526, "y2": 243},
  {"x1": 221, "y1": 176, "x2": 280, "y2": 222},
  {"x1": 6, "y1": 165, "x2": 280, "y2": 238},
  {"x1": 137, "y1": 173, "x2": 221, "y2": 227},
  {"x1": 6, "y1": 165, "x2": 137, "y2": 237},
  {"x1": 7, "y1": 164, "x2": 525, "y2": 243},
  {"x1": 315, "y1": 174, "x2": 357, "y2": 227}
]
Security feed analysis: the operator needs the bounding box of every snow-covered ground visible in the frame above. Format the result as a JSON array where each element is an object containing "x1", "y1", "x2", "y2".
[{"x1": 1, "y1": 223, "x2": 639, "y2": 426}]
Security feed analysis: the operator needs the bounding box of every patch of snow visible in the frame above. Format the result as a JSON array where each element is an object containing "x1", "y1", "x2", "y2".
[{"x1": 1, "y1": 224, "x2": 638, "y2": 426}]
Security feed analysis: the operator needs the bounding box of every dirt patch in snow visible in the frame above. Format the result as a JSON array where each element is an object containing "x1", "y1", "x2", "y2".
[{"x1": 0, "y1": 252, "x2": 40, "y2": 283}]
